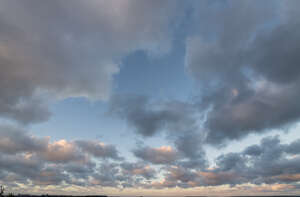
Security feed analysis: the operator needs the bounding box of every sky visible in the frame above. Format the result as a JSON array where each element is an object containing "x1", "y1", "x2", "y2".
[{"x1": 1, "y1": 0, "x2": 300, "y2": 196}]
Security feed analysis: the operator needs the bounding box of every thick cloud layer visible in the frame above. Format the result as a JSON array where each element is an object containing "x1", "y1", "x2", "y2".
[
  {"x1": 0, "y1": 0, "x2": 180, "y2": 124},
  {"x1": 185, "y1": 0, "x2": 300, "y2": 144}
]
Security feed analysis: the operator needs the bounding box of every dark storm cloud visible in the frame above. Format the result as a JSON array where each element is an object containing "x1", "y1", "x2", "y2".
[
  {"x1": 185, "y1": 0, "x2": 300, "y2": 145},
  {"x1": 0, "y1": 0, "x2": 181, "y2": 124}
]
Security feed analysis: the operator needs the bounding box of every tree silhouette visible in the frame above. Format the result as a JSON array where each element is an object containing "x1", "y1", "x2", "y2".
[{"x1": 0, "y1": 185, "x2": 4, "y2": 197}]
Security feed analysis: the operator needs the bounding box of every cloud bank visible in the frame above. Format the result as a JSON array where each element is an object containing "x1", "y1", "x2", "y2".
[{"x1": 0, "y1": 0, "x2": 179, "y2": 124}]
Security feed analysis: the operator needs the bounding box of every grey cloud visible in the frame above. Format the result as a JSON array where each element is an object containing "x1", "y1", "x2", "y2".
[
  {"x1": 91, "y1": 163, "x2": 121, "y2": 187},
  {"x1": 185, "y1": 0, "x2": 300, "y2": 145},
  {"x1": 243, "y1": 144, "x2": 262, "y2": 156},
  {"x1": 211, "y1": 136, "x2": 300, "y2": 186},
  {"x1": 32, "y1": 167, "x2": 70, "y2": 186},
  {"x1": 165, "y1": 166, "x2": 197, "y2": 184},
  {"x1": 0, "y1": 124, "x2": 161, "y2": 189},
  {"x1": 0, "y1": 125, "x2": 122, "y2": 163},
  {"x1": 155, "y1": 164, "x2": 241, "y2": 188},
  {"x1": 63, "y1": 161, "x2": 96, "y2": 179},
  {"x1": 41, "y1": 140, "x2": 87, "y2": 164},
  {"x1": 216, "y1": 153, "x2": 245, "y2": 172},
  {"x1": 174, "y1": 131, "x2": 207, "y2": 169},
  {"x1": 90, "y1": 162, "x2": 156, "y2": 188},
  {"x1": 0, "y1": 154, "x2": 71, "y2": 186},
  {"x1": 0, "y1": 124, "x2": 126, "y2": 187},
  {"x1": 132, "y1": 132, "x2": 207, "y2": 169},
  {"x1": 112, "y1": 95, "x2": 207, "y2": 168},
  {"x1": 120, "y1": 162, "x2": 156, "y2": 180},
  {"x1": 0, "y1": 0, "x2": 180, "y2": 124},
  {"x1": 133, "y1": 145, "x2": 179, "y2": 165},
  {"x1": 75, "y1": 140, "x2": 122, "y2": 160},
  {"x1": 151, "y1": 136, "x2": 300, "y2": 189},
  {"x1": 0, "y1": 125, "x2": 48, "y2": 154},
  {"x1": 91, "y1": 163, "x2": 133, "y2": 188},
  {"x1": 2, "y1": 124, "x2": 300, "y2": 189},
  {"x1": 0, "y1": 154, "x2": 43, "y2": 181},
  {"x1": 284, "y1": 139, "x2": 300, "y2": 154},
  {"x1": 110, "y1": 95, "x2": 197, "y2": 137}
]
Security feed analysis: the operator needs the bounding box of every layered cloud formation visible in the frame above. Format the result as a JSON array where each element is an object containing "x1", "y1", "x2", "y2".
[
  {"x1": 1, "y1": 125, "x2": 300, "y2": 194},
  {"x1": 1, "y1": 0, "x2": 300, "y2": 195}
]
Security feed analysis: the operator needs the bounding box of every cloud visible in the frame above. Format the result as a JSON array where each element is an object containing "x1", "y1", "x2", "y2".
[
  {"x1": 121, "y1": 162, "x2": 156, "y2": 180},
  {"x1": 184, "y1": 0, "x2": 300, "y2": 145},
  {"x1": 174, "y1": 131, "x2": 207, "y2": 169},
  {"x1": 0, "y1": 124, "x2": 154, "y2": 188},
  {"x1": 209, "y1": 136, "x2": 300, "y2": 186},
  {"x1": 75, "y1": 140, "x2": 122, "y2": 160},
  {"x1": 133, "y1": 146, "x2": 179, "y2": 165},
  {"x1": 32, "y1": 167, "x2": 70, "y2": 186},
  {"x1": 132, "y1": 133, "x2": 208, "y2": 169},
  {"x1": 1, "y1": 124, "x2": 300, "y2": 191},
  {"x1": 0, "y1": 0, "x2": 180, "y2": 124},
  {"x1": 149, "y1": 136, "x2": 300, "y2": 189},
  {"x1": 2, "y1": 1, "x2": 300, "y2": 194},
  {"x1": 110, "y1": 95, "x2": 197, "y2": 137},
  {"x1": 0, "y1": 124, "x2": 124, "y2": 186},
  {"x1": 63, "y1": 161, "x2": 96, "y2": 180},
  {"x1": 284, "y1": 139, "x2": 300, "y2": 154},
  {"x1": 112, "y1": 95, "x2": 208, "y2": 168},
  {"x1": 42, "y1": 140, "x2": 87, "y2": 164},
  {"x1": 0, "y1": 125, "x2": 48, "y2": 154},
  {"x1": 90, "y1": 163, "x2": 123, "y2": 188},
  {"x1": 0, "y1": 153, "x2": 44, "y2": 184}
]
